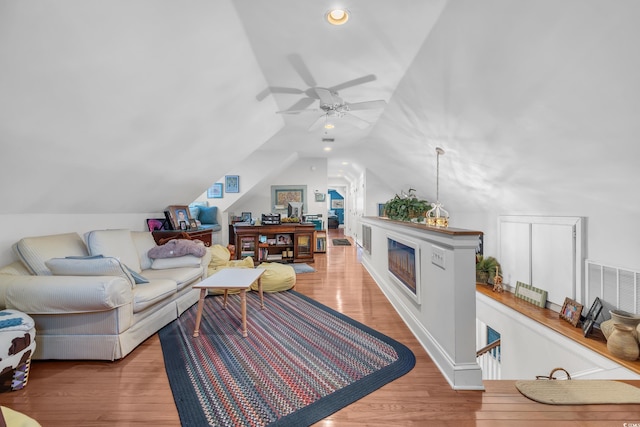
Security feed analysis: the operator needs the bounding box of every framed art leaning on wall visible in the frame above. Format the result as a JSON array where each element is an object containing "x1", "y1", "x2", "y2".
[{"x1": 166, "y1": 205, "x2": 193, "y2": 231}]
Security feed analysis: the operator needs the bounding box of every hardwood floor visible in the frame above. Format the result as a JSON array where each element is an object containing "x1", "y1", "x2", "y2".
[{"x1": 2, "y1": 228, "x2": 640, "y2": 426}]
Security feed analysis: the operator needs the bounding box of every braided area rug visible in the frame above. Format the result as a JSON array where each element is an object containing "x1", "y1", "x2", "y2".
[{"x1": 159, "y1": 290, "x2": 415, "y2": 427}]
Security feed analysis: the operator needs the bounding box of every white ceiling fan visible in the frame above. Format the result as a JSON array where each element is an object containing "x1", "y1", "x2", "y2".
[{"x1": 256, "y1": 54, "x2": 386, "y2": 131}]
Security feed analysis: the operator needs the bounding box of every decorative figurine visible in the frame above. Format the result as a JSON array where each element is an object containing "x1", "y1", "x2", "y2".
[{"x1": 492, "y1": 266, "x2": 504, "y2": 293}]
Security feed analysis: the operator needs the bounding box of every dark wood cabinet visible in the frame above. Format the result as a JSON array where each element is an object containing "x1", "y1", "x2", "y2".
[
  {"x1": 234, "y1": 223, "x2": 315, "y2": 263},
  {"x1": 151, "y1": 229, "x2": 213, "y2": 247}
]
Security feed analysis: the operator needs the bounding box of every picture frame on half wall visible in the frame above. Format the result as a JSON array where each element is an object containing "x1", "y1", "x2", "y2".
[
  {"x1": 582, "y1": 297, "x2": 603, "y2": 337},
  {"x1": 559, "y1": 297, "x2": 583, "y2": 327}
]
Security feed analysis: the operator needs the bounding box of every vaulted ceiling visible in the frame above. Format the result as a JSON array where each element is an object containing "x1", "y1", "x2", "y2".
[{"x1": 1, "y1": 0, "x2": 639, "y2": 222}]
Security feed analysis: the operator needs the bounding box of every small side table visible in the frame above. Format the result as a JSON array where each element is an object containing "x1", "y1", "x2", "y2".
[{"x1": 192, "y1": 268, "x2": 266, "y2": 338}]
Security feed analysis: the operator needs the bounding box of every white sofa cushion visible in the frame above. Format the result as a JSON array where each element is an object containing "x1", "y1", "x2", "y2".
[
  {"x1": 151, "y1": 255, "x2": 202, "y2": 270},
  {"x1": 142, "y1": 267, "x2": 202, "y2": 291},
  {"x1": 130, "y1": 231, "x2": 157, "y2": 271},
  {"x1": 45, "y1": 257, "x2": 135, "y2": 287},
  {"x1": 13, "y1": 233, "x2": 89, "y2": 276},
  {"x1": 85, "y1": 230, "x2": 142, "y2": 273},
  {"x1": 132, "y1": 280, "x2": 176, "y2": 312}
]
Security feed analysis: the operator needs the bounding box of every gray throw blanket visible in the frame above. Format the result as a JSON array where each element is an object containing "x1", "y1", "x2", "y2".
[{"x1": 148, "y1": 239, "x2": 207, "y2": 259}]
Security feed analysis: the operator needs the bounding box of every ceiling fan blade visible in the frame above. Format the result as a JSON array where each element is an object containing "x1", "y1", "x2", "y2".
[
  {"x1": 287, "y1": 53, "x2": 317, "y2": 88},
  {"x1": 308, "y1": 114, "x2": 328, "y2": 131},
  {"x1": 314, "y1": 88, "x2": 335, "y2": 106},
  {"x1": 256, "y1": 86, "x2": 304, "y2": 101},
  {"x1": 344, "y1": 112, "x2": 372, "y2": 129},
  {"x1": 282, "y1": 97, "x2": 316, "y2": 113},
  {"x1": 345, "y1": 100, "x2": 387, "y2": 111},
  {"x1": 276, "y1": 108, "x2": 321, "y2": 114},
  {"x1": 328, "y1": 74, "x2": 377, "y2": 93}
]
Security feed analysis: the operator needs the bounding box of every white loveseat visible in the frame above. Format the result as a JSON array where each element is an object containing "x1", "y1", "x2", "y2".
[{"x1": 0, "y1": 229, "x2": 211, "y2": 361}]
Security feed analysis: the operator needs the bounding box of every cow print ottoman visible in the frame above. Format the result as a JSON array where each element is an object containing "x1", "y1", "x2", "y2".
[{"x1": 0, "y1": 310, "x2": 36, "y2": 392}]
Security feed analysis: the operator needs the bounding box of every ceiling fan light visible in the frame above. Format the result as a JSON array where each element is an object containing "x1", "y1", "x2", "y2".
[{"x1": 326, "y1": 9, "x2": 349, "y2": 25}]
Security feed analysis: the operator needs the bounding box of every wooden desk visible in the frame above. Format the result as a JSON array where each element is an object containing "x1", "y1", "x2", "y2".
[{"x1": 151, "y1": 228, "x2": 213, "y2": 246}]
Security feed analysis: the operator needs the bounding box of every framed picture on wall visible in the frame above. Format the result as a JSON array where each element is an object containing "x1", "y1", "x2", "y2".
[
  {"x1": 225, "y1": 175, "x2": 240, "y2": 193},
  {"x1": 331, "y1": 199, "x2": 344, "y2": 209},
  {"x1": 207, "y1": 183, "x2": 223, "y2": 199},
  {"x1": 271, "y1": 185, "x2": 307, "y2": 214},
  {"x1": 315, "y1": 192, "x2": 326, "y2": 202}
]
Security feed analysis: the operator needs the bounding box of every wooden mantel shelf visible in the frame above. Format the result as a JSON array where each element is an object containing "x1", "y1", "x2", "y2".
[
  {"x1": 364, "y1": 216, "x2": 483, "y2": 236},
  {"x1": 476, "y1": 284, "x2": 640, "y2": 375}
]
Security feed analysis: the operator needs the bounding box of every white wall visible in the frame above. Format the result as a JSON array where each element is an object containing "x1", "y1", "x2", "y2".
[
  {"x1": 477, "y1": 293, "x2": 640, "y2": 380},
  {"x1": 226, "y1": 157, "x2": 328, "y2": 244},
  {"x1": 0, "y1": 213, "x2": 157, "y2": 266}
]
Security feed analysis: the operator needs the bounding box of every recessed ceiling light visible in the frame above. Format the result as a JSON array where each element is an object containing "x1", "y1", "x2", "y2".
[
  {"x1": 342, "y1": 161, "x2": 349, "y2": 165},
  {"x1": 324, "y1": 122, "x2": 335, "y2": 129},
  {"x1": 326, "y1": 9, "x2": 349, "y2": 25},
  {"x1": 324, "y1": 147, "x2": 332, "y2": 152}
]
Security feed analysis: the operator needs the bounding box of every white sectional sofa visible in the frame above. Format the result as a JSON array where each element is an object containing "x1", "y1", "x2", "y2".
[{"x1": 0, "y1": 229, "x2": 211, "y2": 361}]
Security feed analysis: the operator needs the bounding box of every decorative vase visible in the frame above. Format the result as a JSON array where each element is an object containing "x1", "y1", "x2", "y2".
[
  {"x1": 607, "y1": 324, "x2": 640, "y2": 361},
  {"x1": 477, "y1": 271, "x2": 489, "y2": 284},
  {"x1": 609, "y1": 309, "x2": 640, "y2": 341},
  {"x1": 600, "y1": 319, "x2": 615, "y2": 340}
]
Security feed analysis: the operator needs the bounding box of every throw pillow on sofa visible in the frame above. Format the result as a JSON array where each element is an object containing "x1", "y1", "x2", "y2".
[
  {"x1": 85, "y1": 229, "x2": 142, "y2": 273},
  {"x1": 45, "y1": 257, "x2": 137, "y2": 287}
]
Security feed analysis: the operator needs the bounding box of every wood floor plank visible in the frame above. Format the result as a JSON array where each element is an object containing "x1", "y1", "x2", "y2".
[{"x1": 1, "y1": 228, "x2": 640, "y2": 426}]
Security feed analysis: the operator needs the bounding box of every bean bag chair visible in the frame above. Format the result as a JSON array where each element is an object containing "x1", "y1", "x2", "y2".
[
  {"x1": 0, "y1": 406, "x2": 41, "y2": 426},
  {"x1": 252, "y1": 262, "x2": 296, "y2": 293},
  {"x1": 204, "y1": 245, "x2": 295, "y2": 293}
]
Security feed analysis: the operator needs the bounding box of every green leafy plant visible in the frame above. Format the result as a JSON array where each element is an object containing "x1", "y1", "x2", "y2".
[
  {"x1": 476, "y1": 256, "x2": 501, "y2": 284},
  {"x1": 384, "y1": 188, "x2": 432, "y2": 222}
]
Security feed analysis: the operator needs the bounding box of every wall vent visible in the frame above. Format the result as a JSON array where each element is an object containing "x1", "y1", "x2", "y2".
[
  {"x1": 585, "y1": 260, "x2": 640, "y2": 316},
  {"x1": 322, "y1": 138, "x2": 334, "y2": 142}
]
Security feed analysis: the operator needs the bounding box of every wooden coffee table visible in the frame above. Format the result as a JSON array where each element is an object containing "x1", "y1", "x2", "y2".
[{"x1": 192, "y1": 268, "x2": 265, "y2": 338}]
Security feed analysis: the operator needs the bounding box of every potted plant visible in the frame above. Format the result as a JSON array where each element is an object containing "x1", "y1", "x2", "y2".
[
  {"x1": 383, "y1": 188, "x2": 432, "y2": 222},
  {"x1": 476, "y1": 256, "x2": 501, "y2": 284}
]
